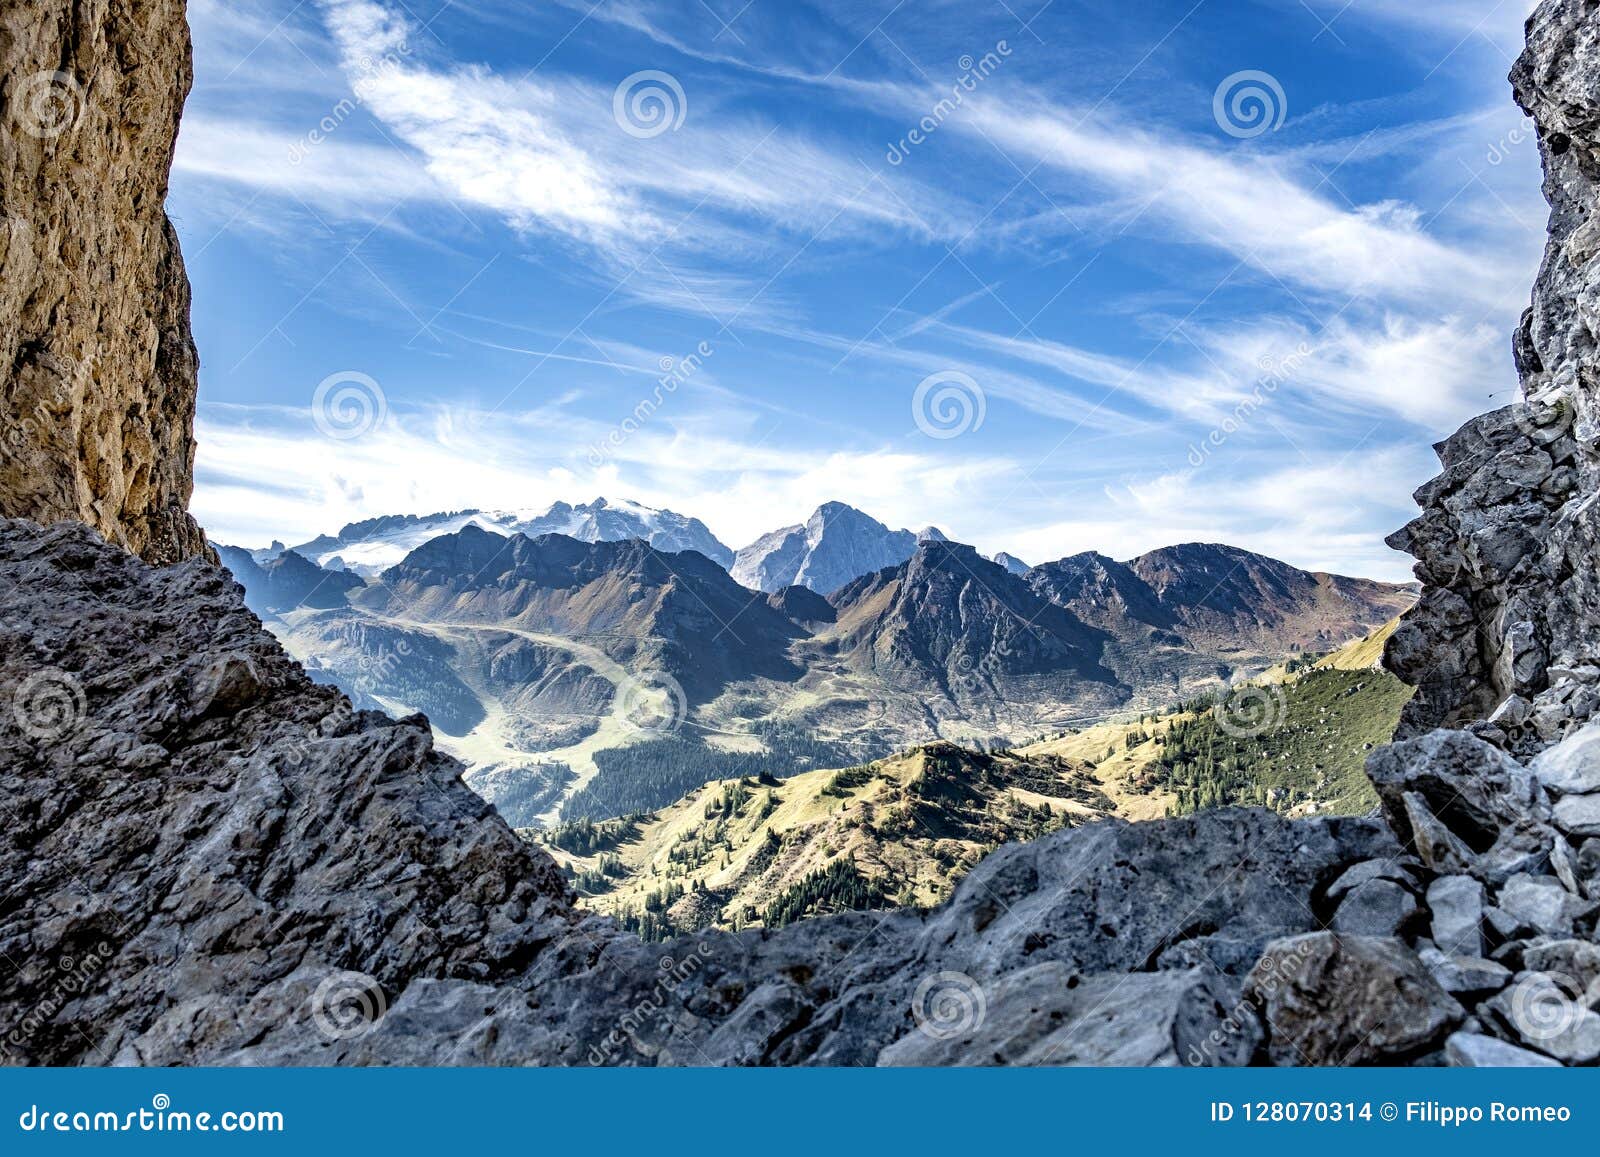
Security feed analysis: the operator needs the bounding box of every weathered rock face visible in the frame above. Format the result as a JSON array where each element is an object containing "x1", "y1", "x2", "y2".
[
  {"x1": 0, "y1": 0, "x2": 209, "y2": 565},
  {"x1": 1387, "y1": 0, "x2": 1600, "y2": 745}
]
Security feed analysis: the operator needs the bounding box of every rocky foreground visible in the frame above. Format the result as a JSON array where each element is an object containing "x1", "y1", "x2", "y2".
[
  {"x1": 1, "y1": 514, "x2": 1596, "y2": 1066},
  {"x1": 1, "y1": 0, "x2": 1599, "y2": 1066}
]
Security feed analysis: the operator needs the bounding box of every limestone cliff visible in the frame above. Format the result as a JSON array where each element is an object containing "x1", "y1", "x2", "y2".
[{"x1": 1, "y1": 0, "x2": 209, "y2": 564}]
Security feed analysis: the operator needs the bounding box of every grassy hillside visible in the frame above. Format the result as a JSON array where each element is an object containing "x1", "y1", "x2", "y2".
[
  {"x1": 537, "y1": 742, "x2": 1118, "y2": 940},
  {"x1": 535, "y1": 622, "x2": 1414, "y2": 940}
]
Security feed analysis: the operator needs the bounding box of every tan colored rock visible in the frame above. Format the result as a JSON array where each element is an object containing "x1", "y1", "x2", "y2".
[{"x1": 1, "y1": 0, "x2": 210, "y2": 564}]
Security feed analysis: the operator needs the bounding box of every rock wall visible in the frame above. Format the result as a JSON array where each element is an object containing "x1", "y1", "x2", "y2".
[
  {"x1": 0, "y1": 0, "x2": 209, "y2": 565},
  {"x1": 1387, "y1": 0, "x2": 1600, "y2": 745}
]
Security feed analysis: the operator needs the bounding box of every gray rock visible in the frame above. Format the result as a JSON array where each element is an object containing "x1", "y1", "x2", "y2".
[
  {"x1": 1418, "y1": 947, "x2": 1511, "y2": 998},
  {"x1": 1551, "y1": 836, "x2": 1583, "y2": 896},
  {"x1": 1497, "y1": 874, "x2": 1580, "y2": 936},
  {"x1": 1482, "y1": 973, "x2": 1600, "y2": 1064},
  {"x1": 1368, "y1": 732, "x2": 1554, "y2": 880},
  {"x1": 1333, "y1": 879, "x2": 1417, "y2": 938},
  {"x1": 876, "y1": 965, "x2": 1257, "y2": 1067},
  {"x1": 1522, "y1": 939, "x2": 1600, "y2": 989},
  {"x1": 1445, "y1": 1031, "x2": 1561, "y2": 1067},
  {"x1": 1326, "y1": 858, "x2": 1414, "y2": 902},
  {"x1": 1246, "y1": 934, "x2": 1462, "y2": 1066},
  {"x1": 1427, "y1": 875, "x2": 1485, "y2": 957},
  {"x1": 1530, "y1": 722, "x2": 1600, "y2": 794},
  {"x1": 1553, "y1": 792, "x2": 1600, "y2": 837}
]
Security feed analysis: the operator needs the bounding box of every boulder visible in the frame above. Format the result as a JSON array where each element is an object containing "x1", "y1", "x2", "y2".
[
  {"x1": 1246, "y1": 934, "x2": 1462, "y2": 1066},
  {"x1": 1445, "y1": 1031, "x2": 1561, "y2": 1067},
  {"x1": 1426, "y1": 875, "x2": 1485, "y2": 957},
  {"x1": 876, "y1": 965, "x2": 1256, "y2": 1067},
  {"x1": 1332, "y1": 879, "x2": 1417, "y2": 938},
  {"x1": 1553, "y1": 793, "x2": 1600, "y2": 838},
  {"x1": 1530, "y1": 722, "x2": 1600, "y2": 794}
]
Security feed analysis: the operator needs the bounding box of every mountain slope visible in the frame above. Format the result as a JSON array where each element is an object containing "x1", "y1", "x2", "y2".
[
  {"x1": 730, "y1": 502, "x2": 920, "y2": 593},
  {"x1": 563, "y1": 628, "x2": 1416, "y2": 940},
  {"x1": 824, "y1": 540, "x2": 1121, "y2": 707},
  {"x1": 375, "y1": 525, "x2": 801, "y2": 699},
  {"x1": 216, "y1": 545, "x2": 366, "y2": 615},
  {"x1": 542, "y1": 742, "x2": 1118, "y2": 938}
]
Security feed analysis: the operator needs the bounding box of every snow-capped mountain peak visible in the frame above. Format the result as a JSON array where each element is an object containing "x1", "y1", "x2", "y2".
[{"x1": 288, "y1": 498, "x2": 732, "y2": 577}]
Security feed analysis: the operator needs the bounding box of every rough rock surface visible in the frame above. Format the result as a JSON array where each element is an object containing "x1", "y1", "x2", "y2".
[
  {"x1": 1387, "y1": 0, "x2": 1600, "y2": 745},
  {"x1": 4, "y1": 0, "x2": 1600, "y2": 1069},
  {"x1": 0, "y1": 0, "x2": 209, "y2": 565},
  {"x1": 0, "y1": 527, "x2": 1398, "y2": 1063}
]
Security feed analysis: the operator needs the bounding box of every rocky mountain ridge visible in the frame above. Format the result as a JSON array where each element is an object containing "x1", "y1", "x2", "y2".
[
  {"x1": 284, "y1": 498, "x2": 733, "y2": 576},
  {"x1": 729, "y1": 501, "x2": 924, "y2": 593},
  {"x1": 237, "y1": 529, "x2": 1404, "y2": 823}
]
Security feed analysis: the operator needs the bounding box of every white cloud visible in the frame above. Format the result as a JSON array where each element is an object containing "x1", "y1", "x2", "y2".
[{"x1": 950, "y1": 91, "x2": 1519, "y2": 314}]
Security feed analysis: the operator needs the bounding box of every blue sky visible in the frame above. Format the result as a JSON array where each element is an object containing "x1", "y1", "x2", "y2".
[{"x1": 174, "y1": 0, "x2": 1544, "y2": 580}]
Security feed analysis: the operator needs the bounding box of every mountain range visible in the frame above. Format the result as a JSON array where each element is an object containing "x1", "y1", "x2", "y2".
[
  {"x1": 223, "y1": 499, "x2": 1415, "y2": 826},
  {"x1": 286, "y1": 497, "x2": 733, "y2": 576}
]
